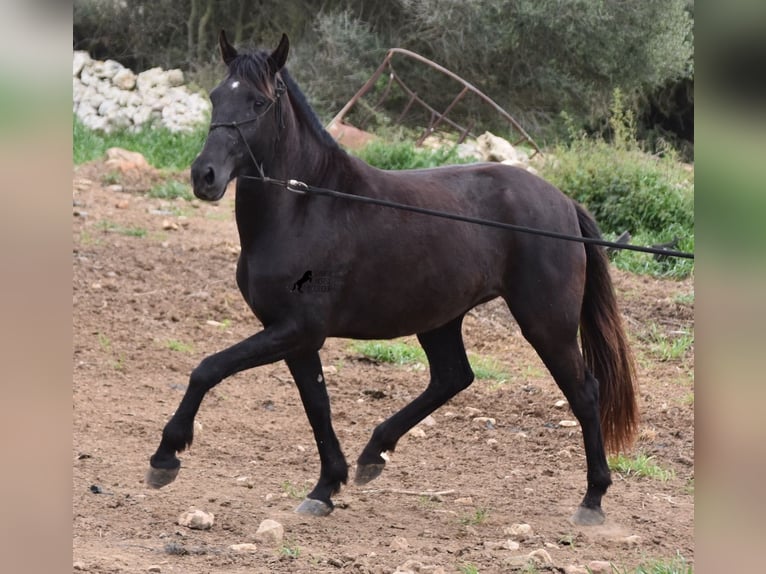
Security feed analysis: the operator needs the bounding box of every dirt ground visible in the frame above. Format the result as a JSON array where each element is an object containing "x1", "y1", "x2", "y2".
[{"x1": 72, "y1": 158, "x2": 694, "y2": 574}]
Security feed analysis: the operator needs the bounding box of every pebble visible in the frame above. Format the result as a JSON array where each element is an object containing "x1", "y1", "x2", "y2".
[
  {"x1": 229, "y1": 543, "x2": 258, "y2": 553},
  {"x1": 73, "y1": 562, "x2": 88, "y2": 571},
  {"x1": 505, "y1": 523, "x2": 534, "y2": 539},
  {"x1": 621, "y1": 534, "x2": 641, "y2": 548},
  {"x1": 408, "y1": 426, "x2": 426, "y2": 438},
  {"x1": 464, "y1": 407, "x2": 482, "y2": 416},
  {"x1": 559, "y1": 420, "x2": 578, "y2": 427},
  {"x1": 454, "y1": 496, "x2": 474, "y2": 505},
  {"x1": 527, "y1": 548, "x2": 553, "y2": 565},
  {"x1": 586, "y1": 560, "x2": 614, "y2": 574},
  {"x1": 390, "y1": 536, "x2": 409, "y2": 550},
  {"x1": 147, "y1": 566, "x2": 162, "y2": 573},
  {"x1": 162, "y1": 219, "x2": 179, "y2": 231},
  {"x1": 554, "y1": 399, "x2": 567, "y2": 408},
  {"x1": 419, "y1": 415, "x2": 436, "y2": 427},
  {"x1": 323, "y1": 365, "x2": 338, "y2": 375},
  {"x1": 255, "y1": 519, "x2": 284, "y2": 546},
  {"x1": 472, "y1": 416, "x2": 496, "y2": 429},
  {"x1": 563, "y1": 566, "x2": 589, "y2": 574},
  {"x1": 177, "y1": 508, "x2": 214, "y2": 530}
]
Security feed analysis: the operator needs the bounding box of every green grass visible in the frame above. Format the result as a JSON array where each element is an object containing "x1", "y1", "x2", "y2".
[
  {"x1": 613, "y1": 553, "x2": 693, "y2": 574},
  {"x1": 458, "y1": 564, "x2": 479, "y2": 574},
  {"x1": 641, "y1": 323, "x2": 694, "y2": 361},
  {"x1": 608, "y1": 452, "x2": 674, "y2": 481},
  {"x1": 278, "y1": 541, "x2": 301, "y2": 559},
  {"x1": 148, "y1": 179, "x2": 194, "y2": 201},
  {"x1": 99, "y1": 220, "x2": 147, "y2": 237},
  {"x1": 165, "y1": 339, "x2": 194, "y2": 353},
  {"x1": 280, "y1": 480, "x2": 309, "y2": 500},
  {"x1": 467, "y1": 354, "x2": 508, "y2": 381},
  {"x1": 352, "y1": 340, "x2": 425, "y2": 365},
  {"x1": 74, "y1": 115, "x2": 207, "y2": 170},
  {"x1": 460, "y1": 507, "x2": 489, "y2": 526},
  {"x1": 352, "y1": 340, "x2": 507, "y2": 381}
]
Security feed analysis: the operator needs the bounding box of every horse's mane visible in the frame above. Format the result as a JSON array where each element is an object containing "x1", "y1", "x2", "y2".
[{"x1": 228, "y1": 51, "x2": 340, "y2": 151}]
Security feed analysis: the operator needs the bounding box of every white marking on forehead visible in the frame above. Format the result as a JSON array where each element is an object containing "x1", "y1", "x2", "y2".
[{"x1": 230, "y1": 80, "x2": 240, "y2": 89}]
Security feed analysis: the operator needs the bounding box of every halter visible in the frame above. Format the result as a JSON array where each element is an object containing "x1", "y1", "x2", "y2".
[{"x1": 207, "y1": 76, "x2": 287, "y2": 179}]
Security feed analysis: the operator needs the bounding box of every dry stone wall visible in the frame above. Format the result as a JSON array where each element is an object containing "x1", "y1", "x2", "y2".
[{"x1": 73, "y1": 51, "x2": 210, "y2": 133}]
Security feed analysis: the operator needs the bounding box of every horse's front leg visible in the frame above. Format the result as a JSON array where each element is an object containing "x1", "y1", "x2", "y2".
[
  {"x1": 285, "y1": 351, "x2": 348, "y2": 516},
  {"x1": 145, "y1": 324, "x2": 309, "y2": 488}
]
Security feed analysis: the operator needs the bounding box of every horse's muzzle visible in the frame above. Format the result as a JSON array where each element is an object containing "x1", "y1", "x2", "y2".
[{"x1": 191, "y1": 160, "x2": 227, "y2": 201}]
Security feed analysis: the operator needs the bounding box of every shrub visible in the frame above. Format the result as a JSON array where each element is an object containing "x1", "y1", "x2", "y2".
[
  {"x1": 541, "y1": 94, "x2": 694, "y2": 278},
  {"x1": 354, "y1": 139, "x2": 473, "y2": 170}
]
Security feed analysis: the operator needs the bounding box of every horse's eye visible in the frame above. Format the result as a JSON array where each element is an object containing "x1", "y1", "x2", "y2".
[{"x1": 253, "y1": 98, "x2": 266, "y2": 109}]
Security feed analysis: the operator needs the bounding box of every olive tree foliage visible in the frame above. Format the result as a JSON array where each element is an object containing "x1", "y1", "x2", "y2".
[
  {"x1": 73, "y1": 0, "x2": 693, "y2": 147},
  {"x1": 388, "y1": 0, "x2": 693, "y2": 134}
]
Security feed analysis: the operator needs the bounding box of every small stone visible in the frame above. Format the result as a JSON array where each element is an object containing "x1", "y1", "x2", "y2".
[
  {"x1": 323, "y1": 365, "x2": 338, "y2": 375},
  {"x1": 586, "y1": 560, "x2": 613, "y2": 574},
  {"x1": 400, "y1": 559, "x2": 423, "y2": 571},
  {"x1": 454, "y1": 496, "x2": 474, "y2": 505},
  {"x1": 487, "y1": 438, "x2": 499, "y2": 448},
  {"x1": 255, "y1": 519, "x2": 284, "y2": 546},
  {"x1": 236, "y1": 475, "x2": 254, "y2": 488},
  {"x1": 390, "y1": 536, "x2": 409, "y2": 550},
  {"x1": 106, "y1": 184, "x2": 124, "y2": 193},
  {"x1": 116, "y1": 200, "x2": 129, "y2": 209},
  {"x1": 527, "y1": 549, "x2": 553, "y2": 566},
  {"x1": 559, "y1": 420, "x2": 578, "y2": 427},
  {"x1": 177, "y1": 508, "x2": 214, "y2": 530},
  {"x1": 162, "y1": 219, "x2": 179, "y2": 231},
  {"x1": 563, "y1": 566, "x2": 589, "y2": 574},
  {"x1": 229, "y1": 543, "x2": 258, "y2": 553},
  {"x1": 73, "y1": 562, "x2": 88, "y2": 571},
  {"x1": 472, "y1": 416, "x2": 496, "y2": 428},
  {"x1": 554, "y1": 399, "x2": 567, "y2": 408},
  {"x1": 503, "y1": 539, "x2": 520, "y2": 551},
  {"x1": 505, "y1": 523, "x2": 534, "y2": 539},
  {"x1": 465, "y1": 407, "x2": 482, "y2": 416},
  {"x1": 621, "y1": 534, "x2": 641, "y2": 548},
  {"x1": 421, "y1": 415, "x2": 436, "y2": 426},
  {"x1": 408, "y1": 427, "x2": 426, "y2": 438},
  {"x1": 147, "y1": 566, "x2": 162, "y2": 573}
]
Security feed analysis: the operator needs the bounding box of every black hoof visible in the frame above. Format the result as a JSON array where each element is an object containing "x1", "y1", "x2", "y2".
[
  {"x1": 354, "y1": 463, "x2": 385, "y2": 485},
  {"x1": 571, "y1": 505, "x2": 605, "y2": 525},
  {"x1": 145, "y1": 465, "x2": 180, "y2": 489},
  {"x1": 295, "y1": 498, "x2": 333, "y2": 516}
]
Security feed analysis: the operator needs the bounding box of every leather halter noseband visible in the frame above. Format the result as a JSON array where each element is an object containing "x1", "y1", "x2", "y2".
[{"x1": 207, "y1": 76, "x2": 287, "y2": 176}]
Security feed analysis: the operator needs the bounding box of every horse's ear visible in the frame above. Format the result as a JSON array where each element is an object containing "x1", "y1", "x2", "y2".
[
  {"x1": 267, "y1": 33, "x2": 289, "y2": 75},
  {"x1": 219, "y1": 29, "x2": 238, "y2": 65}
]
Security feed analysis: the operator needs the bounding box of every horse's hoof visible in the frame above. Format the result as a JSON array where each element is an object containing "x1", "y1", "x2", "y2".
[
  {"x1": 571, "y1": 505, "x2": 605, "y2": 525},
  {"x1": 354, "y1": 463, "x2": 385, "y2": 486},
  {"x1": 295, "y1": 498, "x2": 333, "y2": 517},
  {"x1": 145, "y1": 465, "x2": 180, "y2": 489}
]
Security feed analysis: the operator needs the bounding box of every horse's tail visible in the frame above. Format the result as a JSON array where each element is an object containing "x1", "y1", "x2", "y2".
[{"x1": 575, "y1": 202, "x2": 639, "y2": 454}]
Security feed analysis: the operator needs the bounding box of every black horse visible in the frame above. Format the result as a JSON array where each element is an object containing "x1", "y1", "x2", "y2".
[{"x1": 146, "y1": 31, "x2": 638, "y2": 525}]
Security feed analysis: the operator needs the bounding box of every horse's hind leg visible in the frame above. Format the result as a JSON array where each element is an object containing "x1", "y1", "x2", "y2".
[
  {"x1": 355, "y1": 315, "x2": 474, "y2": 485},
  {"x1": 285, "y1": 350, "x2": 348, "y2": 516},
  {"x1": 505, "y1": 291, "x2": 611, "y2": 525}
]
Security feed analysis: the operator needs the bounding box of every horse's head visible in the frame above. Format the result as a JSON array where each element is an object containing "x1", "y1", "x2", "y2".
[{"x1": 191, "y1": 31, "x2": 290, "y2": 201}]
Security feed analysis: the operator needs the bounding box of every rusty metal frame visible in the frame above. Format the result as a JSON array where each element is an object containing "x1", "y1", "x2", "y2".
[{"x1": 328, "y1": 48, "x2": 541, "y2": 157}]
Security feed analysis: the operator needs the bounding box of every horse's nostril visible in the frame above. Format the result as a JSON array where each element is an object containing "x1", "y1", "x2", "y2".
[{"x1": 204, "y1": 167, "x2": 215, "y2": 186}]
